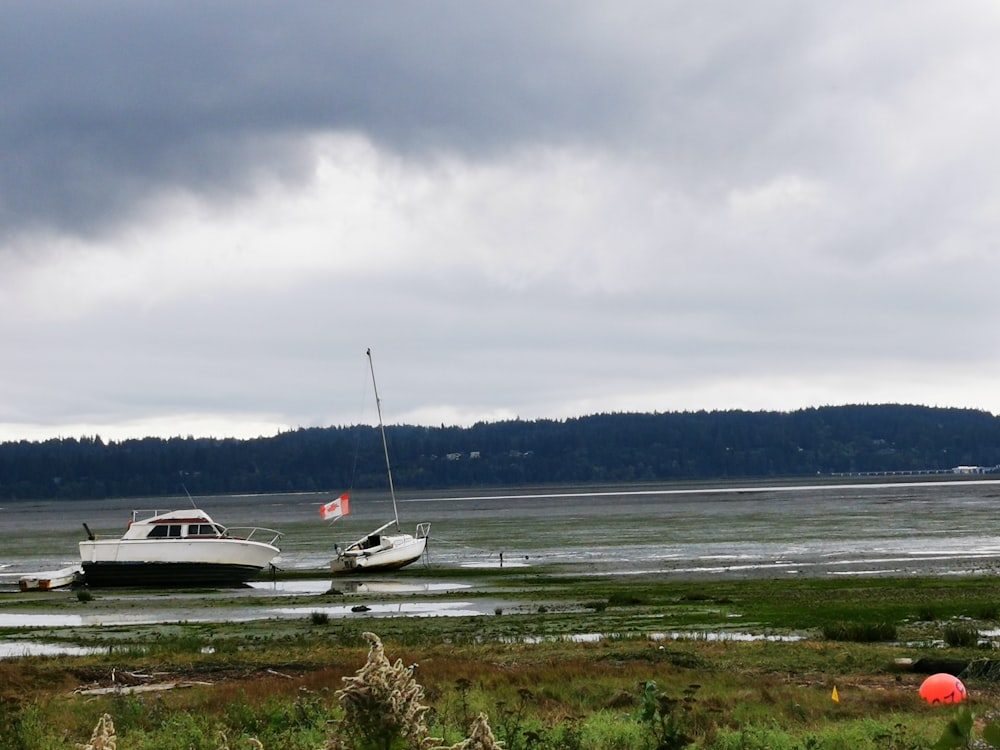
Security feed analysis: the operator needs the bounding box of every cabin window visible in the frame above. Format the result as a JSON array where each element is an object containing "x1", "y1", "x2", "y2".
[
  {"x1": 193, "y1": 524, "x2": 218, "y2": 536},
  {"x1": 147, "y1": 525, "x2": 168, "y2": 538},
  {"x1": 167, "y1": 525, "x2": 182, "y2": 538}
]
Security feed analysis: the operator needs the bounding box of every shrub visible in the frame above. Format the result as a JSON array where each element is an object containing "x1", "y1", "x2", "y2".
[
  {"x1": 942, "y1": 622, "x2": 979, "y2": 648},
  {"x1": 0, "y1": 701, "x2": 50, "y2": 750},
  {"x1": 635, "y1": 680, "x2": 701, "y2": 750},
  {"x1": 976, "y1": 603, "x2": 1000, "y2": 620},
  {"x1": 821, "y1": 621, "x2": 897, "y2": 643},
  {"x1": 916, "y1": 605, "x2": 937, "y2": 621}
]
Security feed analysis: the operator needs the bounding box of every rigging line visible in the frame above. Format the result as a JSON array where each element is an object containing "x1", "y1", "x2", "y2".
[{"x1": 367, "y1": 347, "x2": 401, "y2": 531}]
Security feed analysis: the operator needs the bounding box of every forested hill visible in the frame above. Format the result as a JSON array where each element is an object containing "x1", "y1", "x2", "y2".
[{"x1": 2, "y1": 404, "x2": 1000, "y2": 501}]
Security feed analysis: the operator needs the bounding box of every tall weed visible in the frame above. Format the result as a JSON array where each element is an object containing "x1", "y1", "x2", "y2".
[
  {"x1": 942, "y1": 622, "x2": 979, "y2": 648},
  {"x1": 820, "y1": 621, "x2": 897, "y2": 642}
]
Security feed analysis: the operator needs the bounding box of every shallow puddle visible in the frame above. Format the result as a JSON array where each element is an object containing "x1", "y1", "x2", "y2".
[
  {"x1": 515, "y1": 630, "x2": 805, "y2": 644},
  {"x1": 0, "y1": 641, "x2": 102, "y2": 658},
  {"x1": 271, "y1": 600, "x2": 493, "y2": 618},
  {"x1": 246, "y1": 579, "x2": 468, "y2": 595}
]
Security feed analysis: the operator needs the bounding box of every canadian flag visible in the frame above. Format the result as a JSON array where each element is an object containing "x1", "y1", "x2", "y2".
[{"x1": 320, "y1": 492, "x2": 350, "y2": 520}]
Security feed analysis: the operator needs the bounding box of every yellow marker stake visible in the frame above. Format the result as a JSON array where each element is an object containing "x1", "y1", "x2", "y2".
[{"x1": 832, "y1": 686, "x2": 839, "y2": 703}]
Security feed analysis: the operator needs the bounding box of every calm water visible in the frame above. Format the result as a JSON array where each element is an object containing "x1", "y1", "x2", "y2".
[{"x1": 3, "y1": 478, "x2": 1000, "y2": 582}]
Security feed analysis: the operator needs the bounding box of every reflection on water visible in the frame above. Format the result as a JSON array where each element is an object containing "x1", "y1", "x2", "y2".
[
  {"x1": 0, "y1": 601, "x2": 487, "y2": 628},
  {"x1": 0, "y1": 578, "x2": 474, "y2": 630},
  {"x1": 245, "y1": 579, "x2": 468, "y2": 595},
  {"x1": 0, "y1": 611, "x2": 256, "y2": 628},
  {"x1": 0, "y1": 613, "x2": 85, "y2": 627},
  {"x1": 273, "y1": 601, "x2": 490, "y2": 618},
  {"x1": 335, "y1": 580, "x2": 467, "y2": 594},
  {"x1": 0, "y1": 598, "x2": 494, "y2": 631},
  {"x1": 517, "y1": 631, "x2": 805, "y2": 644},
  {"x1": 0, "y1": 626, "x2": 799, "y2": 660},
  {"x1": 0, "y1": 641, "x2": 101, "y2": 658},
  {"x1": 244, "y1": 579, "x2": 332, "y2": 594}
]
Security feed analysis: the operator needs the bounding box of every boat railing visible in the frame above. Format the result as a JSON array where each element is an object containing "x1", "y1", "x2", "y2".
[
  {"x1": 416, "y1": 522, "x2": 431, "y2": 539},
  {"x1": 224, "y1": 526, "x2": 284, "y2": 547}
]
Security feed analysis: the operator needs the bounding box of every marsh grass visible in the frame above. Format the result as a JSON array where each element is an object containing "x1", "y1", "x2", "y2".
[
  {"x1": 5, "y1": 574, "x2": 1000, "y2": 747},
  {"x1": 0, "y1": 635, "x2": 984, "y2": 749},
  {"x1": 820, "y1": 621, "x2": 898, "y2": 643},
  {"x1": 976, "y1": 602, "x2": 1000, "y2": 620},
  {"x1": 942, "y1": 622, "x2": 980, "y2": 648}
]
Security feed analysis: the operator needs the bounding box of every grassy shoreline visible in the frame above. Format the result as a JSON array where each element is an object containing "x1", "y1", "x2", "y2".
[{"x1": 4, "y1": 570, "x2": 1000, "y2": 747}]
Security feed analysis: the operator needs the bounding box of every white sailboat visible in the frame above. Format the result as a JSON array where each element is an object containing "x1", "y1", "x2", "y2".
[{"x1": 329, "y1": 348, "x2": 430, "y2": 573}]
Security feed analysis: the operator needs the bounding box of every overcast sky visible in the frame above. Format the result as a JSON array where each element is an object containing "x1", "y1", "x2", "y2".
[{"x1": 3, "y1": 2, "x2": 1000, "y2": 443}]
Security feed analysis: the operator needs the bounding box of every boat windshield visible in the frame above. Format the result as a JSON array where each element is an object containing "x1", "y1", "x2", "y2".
[{"x1": 144, "y1": 523, "x2": 223, "y2": 539}]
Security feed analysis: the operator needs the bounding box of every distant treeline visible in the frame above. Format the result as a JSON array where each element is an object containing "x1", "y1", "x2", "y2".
[{"x1": 2, "y1": 404, "x2": 999, "y2": 501}]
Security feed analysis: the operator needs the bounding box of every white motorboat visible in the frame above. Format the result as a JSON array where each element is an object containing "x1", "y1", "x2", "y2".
[
  {"x1": 79, "y1": 508, "x2": 282, "y2": 587},
  {"x1": 330, "y1": 348, "x2": 431, "y2": 573},
  {"x1": 18, "y1": 565, "x2": 82, "y2": 591}
]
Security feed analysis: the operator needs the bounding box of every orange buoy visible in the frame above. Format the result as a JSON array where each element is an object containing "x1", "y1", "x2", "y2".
[{"x1": 919, "y1": 673, "x2": 967, "y2": 704}]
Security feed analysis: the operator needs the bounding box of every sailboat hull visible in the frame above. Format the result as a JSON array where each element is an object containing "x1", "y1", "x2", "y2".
[{"x1": 331, "y1": 533, "x2": 427, "y2": 573}]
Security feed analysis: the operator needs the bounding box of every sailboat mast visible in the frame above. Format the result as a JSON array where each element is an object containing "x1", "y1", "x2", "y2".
[{"x1": 367, "y1": 348, "x2": 400, "y2": 531}]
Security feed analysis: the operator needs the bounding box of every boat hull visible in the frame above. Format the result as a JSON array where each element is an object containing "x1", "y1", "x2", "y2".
[
  {"x1": 331, "y1": 535, "x2": 427, "y2": 573},
  {"x1": 80, "y1": 561, "x2": 269, "y2": 588},
  {"x1": 79, "y1": 537, "x2": 279, "y2": 588},
  {"x1": 18, "y1": 566, "x2": 82, "y2": 591}
]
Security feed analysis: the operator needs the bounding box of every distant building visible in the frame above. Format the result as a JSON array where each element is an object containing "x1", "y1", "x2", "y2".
[
  {"x1": 445, "y1": 451, "x2": 481, "y2": 460},
  {"x1": 953, "y1": 465, "x2": 987, "y2": 475}
]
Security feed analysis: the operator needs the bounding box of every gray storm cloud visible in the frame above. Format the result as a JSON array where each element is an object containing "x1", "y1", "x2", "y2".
[{"x1": 2, "y1": 2, "x2": 1000, "y2": 441}]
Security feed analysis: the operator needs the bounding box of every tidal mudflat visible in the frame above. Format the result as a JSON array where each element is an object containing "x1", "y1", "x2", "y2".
[
  {"x1": 3, "y1": 477, "x2": 1000, "y2": 654},
  {"x1": 5, "y1": 477, "x2": 1000, "y2": 578}
]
